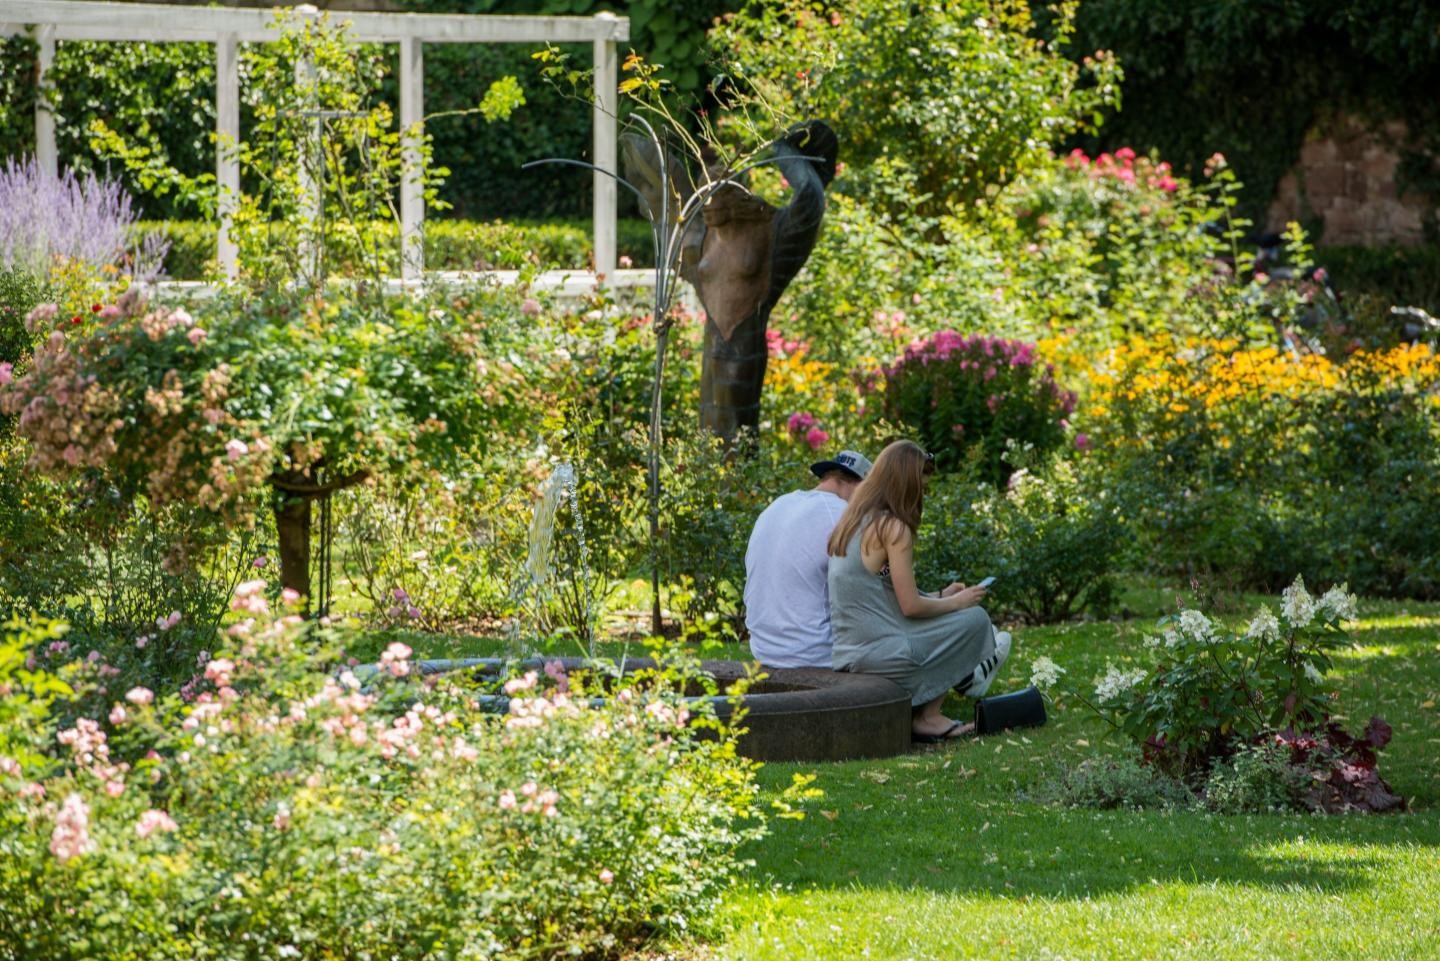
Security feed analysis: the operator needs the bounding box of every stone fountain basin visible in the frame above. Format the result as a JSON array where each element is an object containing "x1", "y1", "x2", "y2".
[{"x1": 384, "y1": 656, "x2": 913, "y2": 763}]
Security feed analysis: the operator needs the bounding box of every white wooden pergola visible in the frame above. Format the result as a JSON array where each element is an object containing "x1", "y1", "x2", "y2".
[{"x1": 0, "y1": 0, "x2": 628, "y2": 281}]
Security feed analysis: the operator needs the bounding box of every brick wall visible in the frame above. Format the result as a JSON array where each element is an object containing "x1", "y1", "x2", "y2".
[{"x1": 1267, "y1": 116, "x2": 1438, "y2": 247}]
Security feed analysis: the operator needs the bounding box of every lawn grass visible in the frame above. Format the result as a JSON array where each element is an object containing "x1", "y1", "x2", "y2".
[{"x1": 713, "y1": 591, "x2": 1440, "y2": 961}]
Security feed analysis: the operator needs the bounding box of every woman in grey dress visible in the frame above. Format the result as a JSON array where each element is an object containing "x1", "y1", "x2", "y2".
[{"x1": 827, "y1": 440, "x2": 1011, "y2": 742}]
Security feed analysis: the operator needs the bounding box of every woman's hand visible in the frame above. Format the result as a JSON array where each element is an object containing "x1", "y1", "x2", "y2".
[{"x1": 947, "y1": 584, "x2": 987, "y2": 609}]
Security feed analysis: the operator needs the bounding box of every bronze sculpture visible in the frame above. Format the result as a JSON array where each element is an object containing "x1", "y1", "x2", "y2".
[{"x1": 625, "y1": 120, "x2": 838, "y2": 441}]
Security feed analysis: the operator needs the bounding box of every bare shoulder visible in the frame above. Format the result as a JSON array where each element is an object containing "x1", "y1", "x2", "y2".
[{"x1": 871, "y1": 514, "x2": 913, "y2": 549}]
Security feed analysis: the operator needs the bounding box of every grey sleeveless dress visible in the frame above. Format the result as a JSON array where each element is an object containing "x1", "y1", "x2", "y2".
[{"x1": 828, "y1": 527, "x2": 996, "y2": 706}]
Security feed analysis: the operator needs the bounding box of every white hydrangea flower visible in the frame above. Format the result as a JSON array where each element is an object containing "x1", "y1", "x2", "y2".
[
  {"x1": 1246, "y1": 607, "x2": 1281, "y2": 643},
  {"x1": 1143, "y1": 633, "x2": 1161, "y2": 650},
  {"x1": 1317, "y1": 584, "x2": 1358, "y2": 623},
  {"x1": 1029, "y1": 656, "x2": 1065, "y2": 690},
  {"x1": 1281, "y1": 575, "x2": 1317, "y2": 627},
  {"x1": 1303, "y1": 661, "x2": 1324, "y2": 684},
  {"x1": 1162, "y1": 628, "x2": 1181, "y2": 649},
  {"x1": 1177, "y1": 609, "x2": 1215, "y2": 644},
  {"x1": 1094, "y1": 664, "x2": 1147, "y2": 702}
]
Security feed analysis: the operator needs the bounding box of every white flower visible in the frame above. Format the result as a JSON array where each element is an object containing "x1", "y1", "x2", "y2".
[
  {"x1": 1281, "y1": 575, "x2": 1317, "y2": 627},
  {"x1": 1303, "y1": 661, "x2": 1324, "y2": 684},
  {"x1": 1177, "y1": 609, "x2": 1215, "y2": 644},
  {"x1": 1029, "y1": 656, "x2": 1065, "y2": 690},
  {"x1": 1246, "y1": 607, "x2": 1281, "y2": 643},
  {"x1": 1317, "y1": 584, "x2": 1357, "y2": 623},
  {"x1": 1094, "y1": 664, "x2": 1147, "y2": 702}
]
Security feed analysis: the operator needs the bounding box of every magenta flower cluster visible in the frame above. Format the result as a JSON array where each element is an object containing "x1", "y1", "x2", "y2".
[
  {"x1": 879, "y1": 330, "x2": 1077, "y2": 484},
  {"x1": 785, "y1": 410, "x2": 830, "y2": 450},
  {"x1": 887, "y1": 331, "x2": 1077, "y2": 417},
  {"x1": 766, "y1": 328, "x2": 809, "y2": 359}
]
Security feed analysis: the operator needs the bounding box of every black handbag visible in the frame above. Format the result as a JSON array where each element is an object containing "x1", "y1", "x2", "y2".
[{"x1": 974, "y1": 685, "x2": 1046, "y2": 735}]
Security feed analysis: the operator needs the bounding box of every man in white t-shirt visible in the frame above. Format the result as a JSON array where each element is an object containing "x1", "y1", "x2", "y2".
[{"x1": 744, "y1": 449, "x2": 873, "y2": 668}]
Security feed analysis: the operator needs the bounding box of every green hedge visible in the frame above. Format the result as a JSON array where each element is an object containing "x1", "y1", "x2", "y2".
[
  {"x1": 1319, "y1": 244, "x2": 1440, "y2": 314},
  {"x1": 136, "y1": 218, "x2": 656, "y2": 280}
]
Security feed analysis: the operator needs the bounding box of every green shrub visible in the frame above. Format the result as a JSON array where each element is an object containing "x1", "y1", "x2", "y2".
[
  {"x1": 128, "y1": 221, "x2": 216, "y2": 281},
  {"x1": 337, "y1": 470, "x2": 527, "y2": 632},
  {"x1": 0, "y1": 444, "x2": 256, "y2": 695},
  {"x1": 0, "y1": 599, "x2": 771, "y2": 959},
  {"x1": 918, "y1": 454, "x2": 1127, "y2": 623},
  {"x1": 1271, "y1": 374, "x2": 1440, "y2": 598},
  {"x1": 656, "y1": 430, "x2": 794, "y2": 639},
  {"x1": 0, "y1": 441, "x2": 91, "y2": 616}
]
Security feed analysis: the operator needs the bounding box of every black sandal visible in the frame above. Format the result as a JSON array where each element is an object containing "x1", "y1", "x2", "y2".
[{"x1": 911, "y1": 720, "x2": 973, "y2": 744}]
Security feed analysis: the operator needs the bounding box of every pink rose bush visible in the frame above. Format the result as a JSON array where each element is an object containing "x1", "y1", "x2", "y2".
[
  {"x1": 1064, "y1": 146, "x2": 1179, "y2": 193},
  {"x1": 0, "y1": 294, "x2": 273, "y2": 519},
  {"x1": 0, "y1": 597, "x2": 773, "y2": 959}
]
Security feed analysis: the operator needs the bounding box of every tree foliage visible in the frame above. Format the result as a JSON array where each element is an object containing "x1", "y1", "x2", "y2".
[
  {"x1": 1055, "y1": 0, "x2": 1440, "y2": 226},
  {"x1": 713, "y1": 0, "x2": 1120, "y2": 234}
]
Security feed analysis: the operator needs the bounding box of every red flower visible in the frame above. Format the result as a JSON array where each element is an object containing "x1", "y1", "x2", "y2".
[{"x1": 90, "y1": 304, "x2": 102, "y2": 313}]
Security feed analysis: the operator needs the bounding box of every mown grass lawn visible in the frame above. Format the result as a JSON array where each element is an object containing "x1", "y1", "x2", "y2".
[
  {"x1": 713, "y1": 590, "x2": 1440, "y2": 961},
  {"x1": 350, "y1": 583, "x2": 1440, "y2": 959}
]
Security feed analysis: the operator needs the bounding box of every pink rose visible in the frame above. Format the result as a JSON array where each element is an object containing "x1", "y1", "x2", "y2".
[
  {"x1": 126, "y1": 687, "x2": 155, "y2": 706},
  {"x1": 136, "y1": 810, "x2": 178, "y2": 838}
]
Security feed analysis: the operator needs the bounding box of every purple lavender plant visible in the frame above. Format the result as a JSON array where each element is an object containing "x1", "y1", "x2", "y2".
[{"x1": 0, "y1": 155, "x2": 167, "y2": 280}]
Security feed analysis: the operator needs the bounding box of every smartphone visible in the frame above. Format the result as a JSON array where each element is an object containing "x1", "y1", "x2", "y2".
[{"x1": 977, "y1": 575, "x2": 997, "y2": 588}]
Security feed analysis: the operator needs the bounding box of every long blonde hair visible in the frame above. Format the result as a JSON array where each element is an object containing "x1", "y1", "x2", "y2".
[{"x1": 826, "y1": 440, "x2": 934, "y2": 556}]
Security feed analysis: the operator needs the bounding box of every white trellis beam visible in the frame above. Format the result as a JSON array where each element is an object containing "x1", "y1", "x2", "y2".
[
  {"x1": 0, "y1": 0, "x2": 629, "y2": 282},
  {"x1": 592, "y1": 12, "x2": 619, "y2": 277},
  {"x1": 399, "y1": 36, "x2": 424, "y2": 282},
  {"x1": 215, "y1": 31, "x2": 239, "y2": 280},
  {"x1": 35, "y1": 23, "x2": 57, "y2": 180},
  {"x1": 1, "y1": 2, "x2": 629, "y2": 43}
]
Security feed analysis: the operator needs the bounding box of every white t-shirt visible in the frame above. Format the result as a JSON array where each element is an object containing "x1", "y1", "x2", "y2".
[{"x1": 743, "y1": 488, "x2": 848, "y2": 669}]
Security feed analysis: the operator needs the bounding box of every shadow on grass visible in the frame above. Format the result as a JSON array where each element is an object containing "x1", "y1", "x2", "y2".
[{"x1": 742, "y1": 772, "x2": 1440, "y2": 900}]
